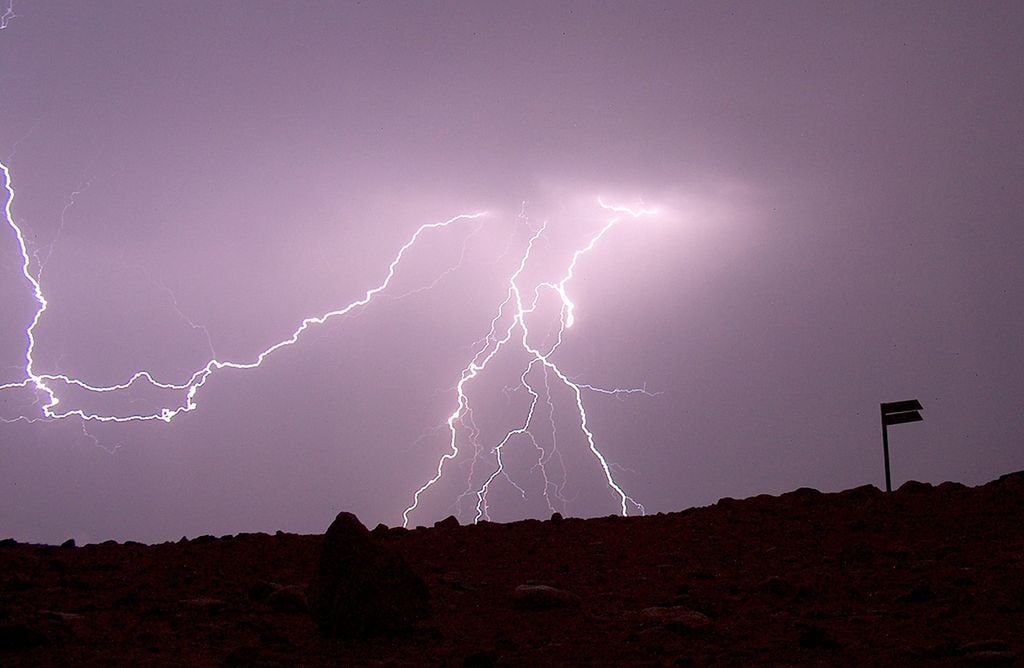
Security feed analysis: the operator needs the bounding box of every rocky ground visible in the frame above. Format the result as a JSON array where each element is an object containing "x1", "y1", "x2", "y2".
[{"x1": 2, "y1": 472, "x2": 1023, "y2": 666}]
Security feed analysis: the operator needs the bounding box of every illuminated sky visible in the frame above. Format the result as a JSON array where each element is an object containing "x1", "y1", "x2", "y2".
[{"x1": 2, "y1": 1, "x2": 1022, "y2": 544}]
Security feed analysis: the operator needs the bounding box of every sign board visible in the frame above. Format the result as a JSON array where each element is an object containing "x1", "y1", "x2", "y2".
[
  {"x1": 880, "y1": 398, "x2": 924, "y2": 492},
  {"x1": 884, "y1": 411, "x2": 923, "y2": 426},
  {"x1": 882, "y1": 399, "x2": 923, "y2": 415}
]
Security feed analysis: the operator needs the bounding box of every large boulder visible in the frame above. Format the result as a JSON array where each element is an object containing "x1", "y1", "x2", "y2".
[{"x1": 307, "y1": 512, "x2": 429, "y2": 637}]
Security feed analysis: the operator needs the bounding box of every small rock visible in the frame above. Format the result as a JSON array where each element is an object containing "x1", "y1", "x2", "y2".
[
  {"x1": 371, "y1": 523, "x2": 390, "y2": 538},
  {"x1": 956, "y1": 640, "x2": 1018, "y2": 665},
  {"x1": 0, "y1": 538, "x2": 17, "y2": 548},
  {"x1": 39, "y1": 610, "x2": 84, "y2": 623},
  {"x1": 512, "y1": 584, "x2": 581, "y2": 610},
  {"x1": 787, "y1": 487, "x2": 823, "y2": 502},
  {"x1": 640, "y1": 607, "x2": 712, "y2": 632},
  {"x1": 958, "y1": 640, "x2": 1011, "y2": 654},
  {"x1": 550, "y1": 512, "x2": 564, "y2": 523},
  {"x1": 60, "y1": 539, "x2": 75, "y2": 549},
  {"x1": 963, "y1": 651, "x2": 1018, "y2": 665},
  {"x1": 434, "y1": 515, "x2": 460, "y2": 529},
  {"x1": 897, "y1": 480, "x2": 933, "y2": 494},
  {"x1": 838, "y1": 484, "x2": 883, "y2": 501}
]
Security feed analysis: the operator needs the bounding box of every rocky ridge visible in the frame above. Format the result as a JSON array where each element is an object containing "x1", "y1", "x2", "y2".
[{"x1": 1, "y1": 473, "x2": 1022, "y2": 665}]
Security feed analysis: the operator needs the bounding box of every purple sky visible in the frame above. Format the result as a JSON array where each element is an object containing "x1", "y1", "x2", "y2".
[{"x1": 2, "y1": 1, "x2": 1022, "y2": 545}]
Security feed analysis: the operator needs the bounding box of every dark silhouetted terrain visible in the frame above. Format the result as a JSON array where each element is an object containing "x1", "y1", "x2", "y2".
[{"x1": 2, "y1": 473, "x2": 1023, "y2": 665}]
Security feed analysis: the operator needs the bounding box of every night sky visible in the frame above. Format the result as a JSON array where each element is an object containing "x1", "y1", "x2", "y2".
[{"x1": 2, "y1": 1, "x2": 1022, "y2": 545}]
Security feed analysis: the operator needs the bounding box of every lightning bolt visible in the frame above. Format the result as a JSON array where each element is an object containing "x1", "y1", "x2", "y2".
[
  {"x1": 403, "y1": 199, "x2": 658, "y2": 527},
  {"x1": 0, "y1": 158, "x2": 486, "y2": 423},
  {"x1": 0, "y1": 1, "x2": 15, "y2": 30},
  {"x1": 3, "y1": 155, "x2": 659, "y2": 526},
  {"x1": 1, "y1": 160, "x2": 53, "y2": 412}
]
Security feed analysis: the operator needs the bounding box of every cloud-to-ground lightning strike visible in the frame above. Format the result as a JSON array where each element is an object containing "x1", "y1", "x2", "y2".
[
  {"x1": 2, "y1": 155, "x2": 659, "y2": 524},
  {"x1": 402, "y1": 199, "x2": 658, "y2": 527}
]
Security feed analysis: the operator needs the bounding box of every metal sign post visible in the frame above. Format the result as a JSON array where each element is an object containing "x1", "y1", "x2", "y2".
[{"x1": 880, "y1": 399, "x2": 923, "y2": 492}]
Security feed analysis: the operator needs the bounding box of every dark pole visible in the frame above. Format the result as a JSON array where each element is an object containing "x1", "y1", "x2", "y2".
[
  {"x1": 881, "y1": 404, "x2": 892, "y2": 492},
  {"x1": 880, "y1": 399, "x2": 921, "y2": 492}
]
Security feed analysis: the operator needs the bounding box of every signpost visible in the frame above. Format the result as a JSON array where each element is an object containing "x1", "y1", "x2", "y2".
[{"x1": 880, "y1": 399, "x2": 923, "y2": 492}]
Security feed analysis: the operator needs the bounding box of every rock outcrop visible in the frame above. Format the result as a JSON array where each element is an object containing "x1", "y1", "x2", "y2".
[{"x1": 307, "y1": 512, "x2": 429, "y2": 637}]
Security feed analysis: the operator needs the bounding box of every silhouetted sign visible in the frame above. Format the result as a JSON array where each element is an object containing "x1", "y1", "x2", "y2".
[
  {"x1": 880, "y1": 398, "x2": 924, "y2": 492},
  {"x1": 881, "y1": 399, "x2": 923, "y2": 415},
  {"x1": 884, "y1": 411, "x2": 923, "y2": 426}
]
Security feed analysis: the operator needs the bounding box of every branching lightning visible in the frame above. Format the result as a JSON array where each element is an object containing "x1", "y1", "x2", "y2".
[
  {"x1": 2, "y1": 155, "x2": 660, "y2": 525},
  {"x1": 402, "y1": 199, "x2": 658, "y2": 526},
  {"x1": 0, "y1": 157, "x2": 485, "y2": 423}
]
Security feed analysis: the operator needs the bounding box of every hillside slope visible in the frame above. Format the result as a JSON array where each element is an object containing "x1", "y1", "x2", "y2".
[{"x1": 2, "y1": 473, "x2": 1022, "y2": 665}]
